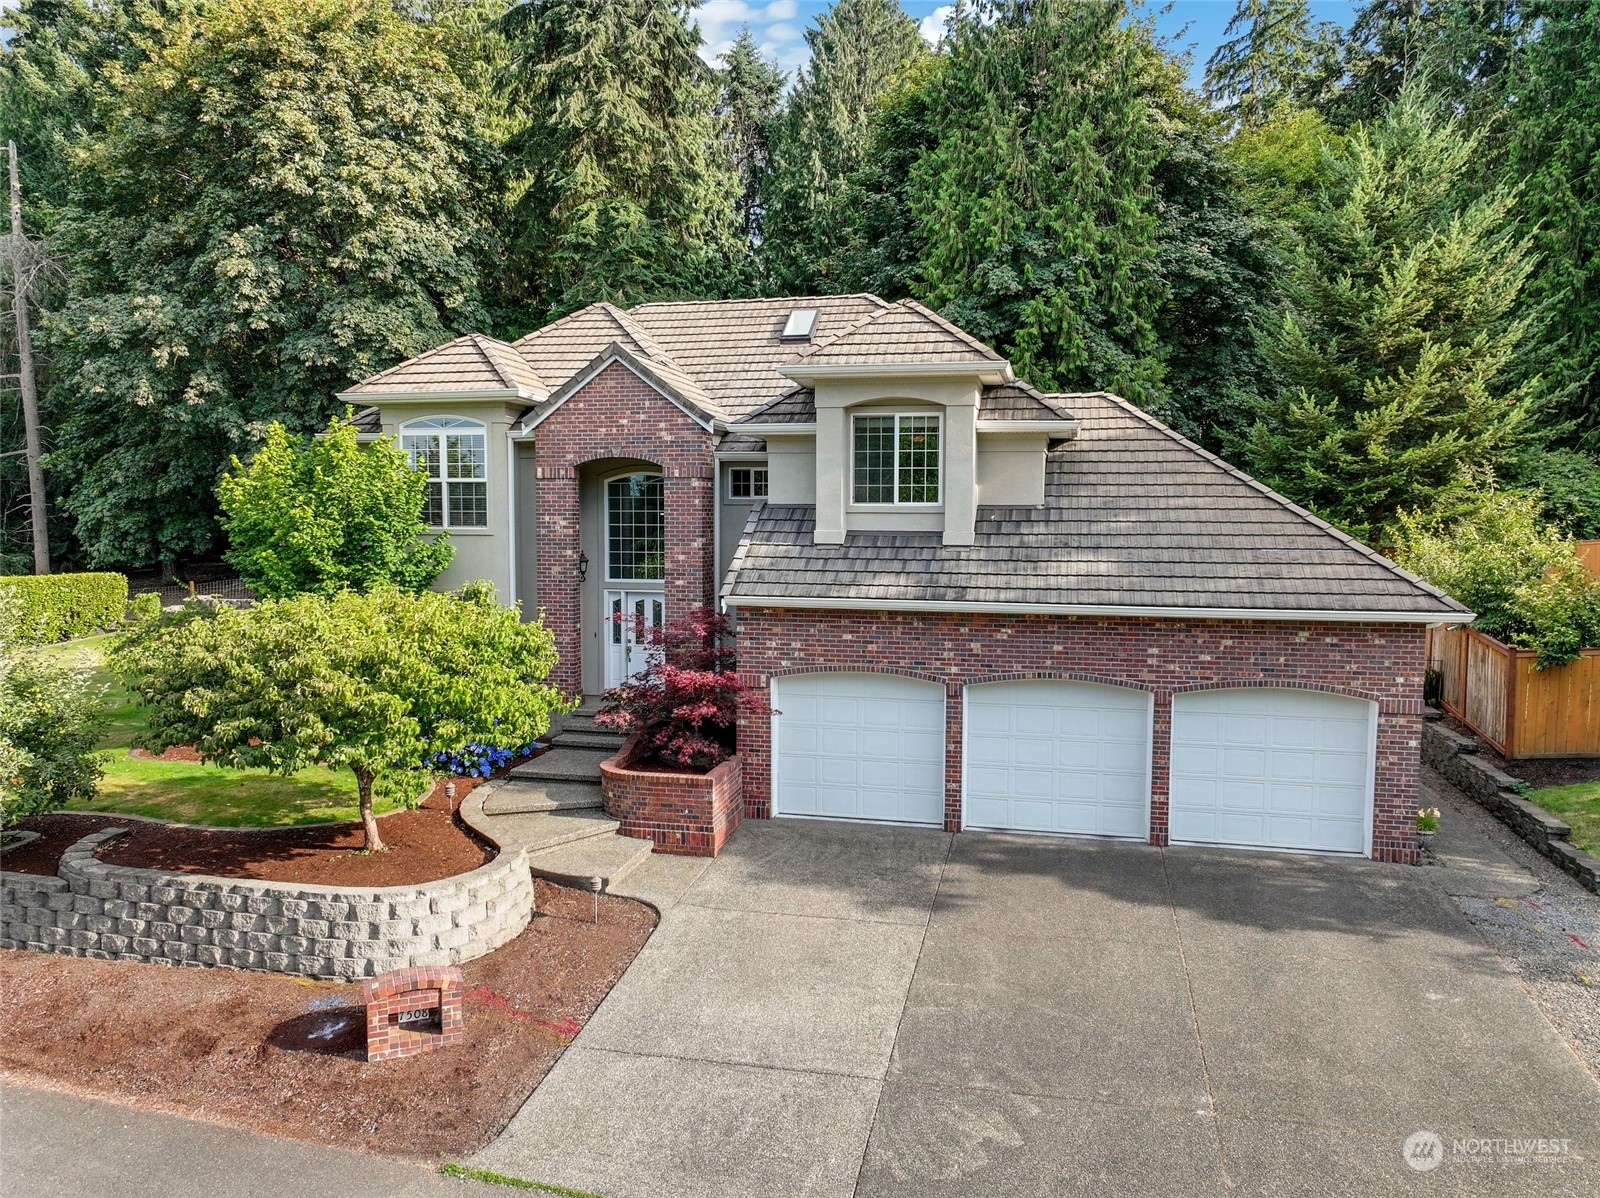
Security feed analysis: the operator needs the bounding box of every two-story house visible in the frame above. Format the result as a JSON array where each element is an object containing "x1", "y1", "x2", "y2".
[{"x1": 342, "y1": 295, "x2": 1469, "y2": 864}]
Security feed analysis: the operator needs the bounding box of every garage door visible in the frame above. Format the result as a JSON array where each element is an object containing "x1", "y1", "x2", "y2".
[
  {"x1": 772, "y1": 673, "x2": 945, "y2": 825},
  {"x1": 1170, "y1": 689, "x2": 1375, "y2": 855},
  {"x1": 964, "y1": 680, "x2": 1151, "y2": 838}
]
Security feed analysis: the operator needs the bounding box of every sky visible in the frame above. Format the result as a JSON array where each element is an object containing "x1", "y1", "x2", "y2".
[{"x1": 696, "y1": 1, "x2": 1362, "y2": 89}]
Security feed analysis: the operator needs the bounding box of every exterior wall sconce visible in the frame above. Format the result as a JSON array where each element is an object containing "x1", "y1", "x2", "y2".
[{"x1": 577, "y1": 551, "x2": 589, "y2": 582}]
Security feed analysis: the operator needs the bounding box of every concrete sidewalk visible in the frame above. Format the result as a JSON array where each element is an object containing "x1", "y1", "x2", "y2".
[
  {"x1": 470, "y1": 818, "x2": 1600, "y2": 1198},
  {"x1": 0, "y1": 1084, "x2": 500, "y2": 1198}
]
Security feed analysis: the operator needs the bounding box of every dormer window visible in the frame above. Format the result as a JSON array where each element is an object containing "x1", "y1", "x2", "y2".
[
  {"x1": 853, "y1": 413, "x2": 941, "y2": 505},
  {"x1": 781, "y1": 308, "x2": 819, "y2": 341}
]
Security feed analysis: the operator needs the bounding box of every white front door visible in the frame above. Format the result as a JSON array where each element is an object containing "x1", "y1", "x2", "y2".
[
  {"x1": 603, "y1": 591, "x2": 664, "y2": 688},
  {"x1": 964, "y1": 680, "x2": 1152, "y2": 839},
  {"x1": 1169, "y1": 689, "x2": 1376, "y2": 855},
  {"x1": 771, "y1": 673, "x2": 946, "y2": 826}
]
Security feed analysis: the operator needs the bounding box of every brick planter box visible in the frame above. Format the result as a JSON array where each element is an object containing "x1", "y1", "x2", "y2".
[
  {"x1": 0, "y1": 828, "x2": 535, "y2": 979},
  {"x1": 600, "y1": 749, "x2": 743, "y2": 857}
]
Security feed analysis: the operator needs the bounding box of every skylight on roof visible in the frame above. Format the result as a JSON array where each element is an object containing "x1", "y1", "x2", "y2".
[{"x1": 780, "y1": 308, "x2": 819, "y2": 341}]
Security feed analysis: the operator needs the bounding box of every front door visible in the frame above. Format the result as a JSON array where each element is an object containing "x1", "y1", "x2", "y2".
[{"x1": 603, "y1": 590, "x2": 664, "y2": 688}]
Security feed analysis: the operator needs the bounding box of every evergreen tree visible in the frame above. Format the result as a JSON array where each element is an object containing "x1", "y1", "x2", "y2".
[
  {"x1": 46, "y1": 0, "x2": 496, "y2": 569},
  {"x1": 760, "y1": 0, "x2": 924, "y2": 293},
  {"x1": 497, "y1": 0, "x2": 737, "y2": 320},
  {"x1": 1240, "y1": 81, "x2": 1539, "y2": 542},
  {"x1": 1203, "y1": 0, "x2": 1341, "y2": 128},
  {"x1": 1507, "y1": 0, "x2": 1600, "y2": 448},
  {"x1": 716, "y1": 28, "x2": 785, "y2": 265},
  {"x1": 910, "y1": 0, "x2": 1168, "y2": 404}
]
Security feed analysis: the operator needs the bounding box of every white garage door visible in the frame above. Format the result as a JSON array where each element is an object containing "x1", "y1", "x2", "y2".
[
  {"x1": 1170, "y1": 689, "x2": 1375, "y2": 855},
  {"x1": 964, "y1": 680, "x2": 1151, "y2": 838},
  {"x1": 772, "y1": 673, "x2": 945, "y2": 826}
]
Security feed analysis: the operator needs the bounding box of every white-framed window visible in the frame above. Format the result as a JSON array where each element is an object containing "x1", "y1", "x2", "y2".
[
  {"x1": 606, "y1": 471, "x2": 665, "y2": 581},
  {"x1": 400, "y1": 417, "x2": 487, "y2": 529},
  {"x1": 852, "y1": 412, "x2": 941, "y2": 505},
  {"x1": 728, "y1": 465, "x2": 769, "y2": 500}
]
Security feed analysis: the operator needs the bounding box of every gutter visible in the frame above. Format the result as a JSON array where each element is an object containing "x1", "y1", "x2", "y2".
[{"x1": 719, "y1": 592, "x2": 1474, "y2": 626}]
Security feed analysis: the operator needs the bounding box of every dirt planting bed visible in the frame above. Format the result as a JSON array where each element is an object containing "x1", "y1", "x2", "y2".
[
  {"x1": 1438, "y1": 712, "x2": 1600, "y2": 788},
  {"x1": 3, "y1": 779, "x2": 495, "y2": 887},
  {"x1": 0, "y1": 879, "x2": 656, "y2": 1159}
]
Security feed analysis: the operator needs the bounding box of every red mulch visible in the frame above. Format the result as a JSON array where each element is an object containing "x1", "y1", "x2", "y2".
[
  {"x1": 3, "y1": 773, "x2": 504, "y2": 887},
  {"x1": 1437, "y1": 711, "x2": 1600, "y2": 789},
  {"x1": 0, "y1": 880, "x2": 657, "y2": 1159},
  {"x1": 129, "y1": 744, "x2": 204, "y2": 762}
]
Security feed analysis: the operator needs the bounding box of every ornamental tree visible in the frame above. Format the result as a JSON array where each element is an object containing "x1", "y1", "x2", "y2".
[
  {"x1": 218, "y1": 413, "x2": 454, "y2": 599},
  {"x1": 596, "y1": 608, "x2": 755, "y2": 772},
  {"x1": 113, "y1": 585, "x2": 565, "y2": 850}
]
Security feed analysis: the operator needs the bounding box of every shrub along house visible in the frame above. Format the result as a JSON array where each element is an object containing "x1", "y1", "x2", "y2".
[{"x1": 343, "y1": 295, "x2": 1471, "y2": 863}]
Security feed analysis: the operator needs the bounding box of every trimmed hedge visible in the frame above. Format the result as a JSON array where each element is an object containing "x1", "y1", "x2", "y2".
[{"x1": 0, "y1": 573, "x2": 129, "y2": 644}]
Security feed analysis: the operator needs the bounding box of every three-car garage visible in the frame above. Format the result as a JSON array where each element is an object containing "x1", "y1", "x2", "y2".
[{"x1": 769, "y1": 673, "x2": 1377, "y2": 856}]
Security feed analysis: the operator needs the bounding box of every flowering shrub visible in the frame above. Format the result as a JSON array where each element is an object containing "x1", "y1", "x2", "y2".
[
  {"x1": 1416, "y1": 807, "x2": 1442, "y2": 833},
  {"x1": 596, "y1": 608, "x2": 757, "y2": 772},
  {"x1": 424, "y1": 741, "x2": 540, "y2": 779}
]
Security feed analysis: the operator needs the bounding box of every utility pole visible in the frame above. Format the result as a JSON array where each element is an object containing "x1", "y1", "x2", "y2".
[{"x1": 8, "y1": 140, "x2": 49, "y2": 574}]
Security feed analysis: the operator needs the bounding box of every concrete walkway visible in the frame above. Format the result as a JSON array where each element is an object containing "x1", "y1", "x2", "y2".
[
  {"x1": 470, "y1": 818, "x2": 1600, "y2": 1198},
  {"x1": 0, "y1": 1084, "x2": 500, "y2": 1198}
]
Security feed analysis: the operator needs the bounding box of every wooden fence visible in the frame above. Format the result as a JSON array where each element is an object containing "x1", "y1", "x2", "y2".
[
  {"x1": 1427, "y1": 626, "x2": 1600, "y2": 758},
  {"x1": 1580, "y1": 540, "x2": 1600, "y2": 576}
]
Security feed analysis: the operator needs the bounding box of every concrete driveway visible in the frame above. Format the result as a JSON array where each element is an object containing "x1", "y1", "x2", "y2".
[{"x1": 470, "y1": 820, "x2": 1600, "y2": 1198}]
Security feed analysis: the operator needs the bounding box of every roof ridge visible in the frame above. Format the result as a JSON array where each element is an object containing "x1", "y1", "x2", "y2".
[
  {"x1": 1087, "y1": 392, "x2": 1466, "y2": 610},
  {"x1": 796, "y1": 302, "x2": 902, "y2": 359},
  {"x1": 468, "y1": 332, "x2": 545, "y2": 392},
  {"x1": 510, "y1": 301, "x2": 614, "y2": 349},
  {"x1": 352, "y1": 333, "x2": 482, "y2": 389},
  {"x1": 896, "y1": 299, "x2": 1005, "y2": 361},
  {"x1": 626, "y1": 293, "x2": 894, "y2": 312},
  {"x1": 601, "y1": 302, "x2": 677, "y2": 366}
]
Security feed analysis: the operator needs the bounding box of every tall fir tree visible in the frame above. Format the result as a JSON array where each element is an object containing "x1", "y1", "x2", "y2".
[
  {"x1": 1507, "y1": 0, "x2": 1600, "y2": 449},
  {"x1": 910, "y1": 0, "x2": 1168, "y2": 405},
  {"x1": 1240, "y1": 80, "x2": 1539, "y2": 542},
  {"x1": 716, "y1": 28, "x2": 785, "y2": 272},
  {"x1": 759, "y1": 0, "x2": 924, "y2": 294},
  {"x1": 46, "y1": 0, "x2": 497, "y2": 569},
  {"x1": 1203, "y1": 0, "x2": 1342, "y2": 128},
  {"x1": 497, "y1": 0, "x2": 737, "y2": 321}
]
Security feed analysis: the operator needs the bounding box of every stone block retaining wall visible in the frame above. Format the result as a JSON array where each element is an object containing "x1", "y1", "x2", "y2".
[
  {"x1": 0, "y1": 827, "x2": 535, "y2": 978},
  {"x1": 600, "y1": 751, "x2": 742, "y2": 856},
  {"x1": 1423, "y1": 716, "x2": 1600, "y2": 894}
]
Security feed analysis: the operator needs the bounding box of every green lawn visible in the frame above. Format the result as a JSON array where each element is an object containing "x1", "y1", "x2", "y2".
[
  {"x1": 37, "y1": 635, "x2": 399, "y2": 828},
  {"x1": 1528, "y1": 782, "x2": 1600, "y2": 857}
]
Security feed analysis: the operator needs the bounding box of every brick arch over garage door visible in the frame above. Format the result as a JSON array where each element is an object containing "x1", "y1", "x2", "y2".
[{"x1": 734, "y1": 609, "x2": 1427, "y2": 863}]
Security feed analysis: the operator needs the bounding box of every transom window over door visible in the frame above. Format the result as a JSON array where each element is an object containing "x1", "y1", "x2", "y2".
[
  {"x1": 853, "y1": 413, "x2": 941, "y2": 505},
  {"x1": 400, "y1": 417, "x2": 487, "y2": 528},
  {"x1": 607, "y1": 472, "x2": 665, "y2": 581}
]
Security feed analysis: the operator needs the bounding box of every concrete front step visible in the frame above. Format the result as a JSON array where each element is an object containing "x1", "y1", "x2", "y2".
[
  {"x1": 552, "y1": 729, "x2": 626, "y2": 751},
  {"x1": 509, "y1": 747, "x2": 616, "y2": 783},
  {"x1": 482, "y1": 779, "x2": 605, "y2": 815},
  {"x1": 560, "y1": 712, "x2": 609, "y2": 734},
  {"x1": 527, "y1": 832, "x2": 655, "y2": 891},
  {"x1": 488, "y1": 807, "x2": 622, "y2": 855}
]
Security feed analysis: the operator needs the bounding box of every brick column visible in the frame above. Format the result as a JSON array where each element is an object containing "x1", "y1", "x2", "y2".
[
  {"x1": 737, "y1": 674, "x2": 772, "y2": 818},
  {"x1": 1372, "y1": 705, "x2": 1422, "y2": 863},
  {"x1": 1148, "y1": 690, "x2": 1172, "y2": 847},
  {"x1": 663, "y1": 465, "x2": 714, "y2": 615},
  {"x1": 535, "y1": 466, "x2": 582, "y2": 696},
  {"x1": 944, "y1": 682, "x2": 963, "y2": 832}
]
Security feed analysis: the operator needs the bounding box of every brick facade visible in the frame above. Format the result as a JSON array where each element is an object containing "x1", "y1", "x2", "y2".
[
  {"x1": 734, "y1": 609, "x2": 1427, "y2": 864},
  {"x1": 599, "y1": 749, "x2": 743, "y2": 857},
  {"x1": 363, "y1": 965, "x2": 466, "y2": 1061},
  {"x1": 532, "y1": 361, "x2": 715, "y2": 695}
]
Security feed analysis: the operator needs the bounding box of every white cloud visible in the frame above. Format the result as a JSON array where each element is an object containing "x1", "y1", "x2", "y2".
[
  {"x1": 918, "y1": 5, "x2": 954, "y2": 44},
  {"x1": 696, "y1": 0, "x2": 810, "y2": 78},
  {"x1": 763, "y1": 1, "x2": 799, "y2": 19}
]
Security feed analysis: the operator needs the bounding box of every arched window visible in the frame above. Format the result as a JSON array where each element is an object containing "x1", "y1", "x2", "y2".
[
  {"x1": 400, "y1": 417, "x2": 487, "y2": 529},
  {"x1": 605, "y1": 472, "x2": 664, "y2": 581}
]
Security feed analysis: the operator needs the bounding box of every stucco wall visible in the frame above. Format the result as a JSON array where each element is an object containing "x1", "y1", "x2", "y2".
[
  {"x1": 735, "y1": 609, "x2": 1429, "y2": 863},
  {"x1": 0, "y1": 829, "x2": 534, "y2": 979}
]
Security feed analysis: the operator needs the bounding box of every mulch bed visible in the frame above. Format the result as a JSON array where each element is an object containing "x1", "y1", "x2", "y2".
[
  {"x1": 1438, "y1": 711, "x2": 1600, "y2": 789},
  {"x1": 0, "y1": 880, "x2": 656, "y2": 1159}
]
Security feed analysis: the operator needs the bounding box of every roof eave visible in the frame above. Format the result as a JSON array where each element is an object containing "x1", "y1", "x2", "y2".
[
  {"x1": 976, "y1": 419, "x2": 1081, "y2": 437},
  {"x1": 779, "y1": 361, "x2": 1014, "y2": 386},
  {"x1": 719, "y1": 592, "x2": 1474, "y2": 625},
  {"x1": 733, "y1": 422, "x2": 818, "y2": 436},
  {"x1": 334, "y1": 387, "x2": 544, "y2": 404}
]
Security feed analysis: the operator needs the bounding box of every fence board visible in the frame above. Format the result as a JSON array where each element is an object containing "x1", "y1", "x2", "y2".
[
  {"x1": 1578, "y1": 540, "x2": 1600, "y2": 577},
  {"x1": 1428, "y1": 625, "x2": 1600, "y2": 758}
]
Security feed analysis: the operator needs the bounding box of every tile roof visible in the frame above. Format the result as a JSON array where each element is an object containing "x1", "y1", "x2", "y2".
[
  {"x1": 623, "y1": 294, "x2": 889, "y2": 418},
  {"x1": 736, "y1": 387, "x2": 817, "y2": 425},
  {"x1": 721, "y1": 391, "x2": 1465, "y2": 618},
  {"x1": 348, "y1": 405, "x2": 382, "y2": 434},
  {"x1": 343, "y1": 334, "x2": 546, "y2": 396},
  {"x1": 520, "y1": 340, "x2": 724, "y2": 429},
  {"x1": 796, "y1": 299, "x2": 1006, "y2": 368}
]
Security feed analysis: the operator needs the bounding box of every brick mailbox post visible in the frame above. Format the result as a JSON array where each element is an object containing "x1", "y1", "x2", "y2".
[{"x1": 363, "y1": 965, "x2": 465, "y2": 1061}]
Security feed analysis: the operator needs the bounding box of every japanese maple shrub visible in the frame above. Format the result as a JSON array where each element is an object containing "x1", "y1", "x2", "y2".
[
  {"x1": 114, "y1": 584, "x2": 566, "y2": 850},
  {"x1": 596, "y1": 608, "x2": 754, "y2": 772}
]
